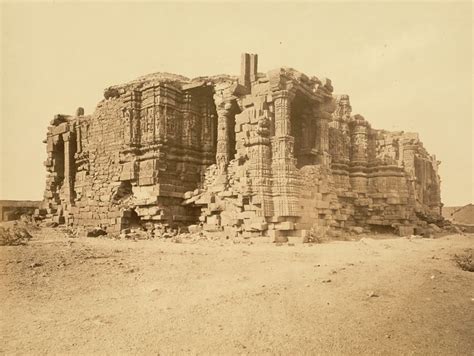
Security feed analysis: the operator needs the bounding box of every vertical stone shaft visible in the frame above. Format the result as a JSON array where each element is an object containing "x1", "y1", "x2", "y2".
[
  {"x1": 62, "y1": 132, "x2": 72, "y2": 203},
  {"x1": 319, "y1": 119, "x2": 329, "y2": 153},
  {"x1": 271, "y1": 90, "x2": 299, "y2": 217},
  {"x1": 274, "y1": 91, "x2": 291, "y2": 137},
  {"x1": 130, "y1": 90, "x2": 141, "y2": 146},
  {"x1": 349, "y1": 117, "x2": 369, "y2": 193},
  {"x1": 316, "y1": 101, "x2": 332, "y2": 166},
  {"x1": 351, "y1": 123, "x2": 369, "y2": 165},
  {"x1": 216, "y1": 103, "x2": 232, "y2": 171},
  {"x1": 240, "y1": 53, "x2": 251, "y2": 89},
  {"x1": 76, "y1": 123, "x2": 82, "y2": 153},
  {"x1": 200, "y1": 98, "x2": 214, "y2": 153},
  {"x1": 250, "y1": 54, "x2": 258, "y2": 82}
]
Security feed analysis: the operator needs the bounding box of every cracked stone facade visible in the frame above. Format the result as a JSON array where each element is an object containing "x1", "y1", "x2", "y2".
[{"x1": 37, "y1": 54, "x2": 442, "y2": 238}]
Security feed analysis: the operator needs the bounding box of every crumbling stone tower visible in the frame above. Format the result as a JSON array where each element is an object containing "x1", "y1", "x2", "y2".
[{"x1": 37, "y1": 54, "x2": 442, "y2": 238}]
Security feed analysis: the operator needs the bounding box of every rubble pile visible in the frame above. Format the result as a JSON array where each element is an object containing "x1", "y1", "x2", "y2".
[{"x1": 0, "y1": 223, "x2": 33, "y2": 246}]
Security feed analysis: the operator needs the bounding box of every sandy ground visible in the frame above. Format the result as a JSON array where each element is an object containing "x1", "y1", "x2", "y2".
[{"x1": 1, "y1": 228, "x2": 473, "y2": 355}]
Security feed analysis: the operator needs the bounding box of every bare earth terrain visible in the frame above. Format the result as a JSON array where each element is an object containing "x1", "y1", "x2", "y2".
[{"x1": 1, "y1": 228, "x2": 473, "y2": 355}]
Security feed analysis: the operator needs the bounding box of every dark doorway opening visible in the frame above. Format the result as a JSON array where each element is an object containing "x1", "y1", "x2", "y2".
[{"x1": 291, "y1": 94, "x2": 317, "y2": 168}]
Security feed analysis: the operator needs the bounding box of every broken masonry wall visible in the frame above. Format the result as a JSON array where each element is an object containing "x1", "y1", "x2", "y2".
[
  {"x1": 370, "y1": 130, "x2": 442, "y2": 217},
  {"x1": 328, "y1": 96, "x2": 441, "y2": 232},
  {"x1": 39, "y1": 79, "x2": 218, "y2": 233},
  {"x1": 186, "y1": 64, "x2": 340, "y2": 239},
  {"x1": 70, "y1": 97, "x2": 127, "y2": 233},
  {"x1": 185, "y1": 78, "x2": 274, "y2": 238},
  {"x1": 107, "y1": 82, "x2": 217, "y2": 232},
  {"x1": 40, "y1": 112, "x2": 85, "y2": 225},
  {"x1": 121, "y1": 83, "x2": 216, "y2": 231}
]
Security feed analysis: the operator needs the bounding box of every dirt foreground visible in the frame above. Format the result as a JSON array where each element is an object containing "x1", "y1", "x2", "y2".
[{"x1": 1, "y1": 228, "x2": 473, "y2": 355}]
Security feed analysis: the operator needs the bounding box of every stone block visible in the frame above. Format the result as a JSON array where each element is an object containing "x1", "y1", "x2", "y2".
[
  {"x1": 188, "y1": 224, "x2": 201, "y2": 233},
  {"x1": 266, "y1": 229, "x2": 286, "y2": 239},
  {"x1": 203, "y1": 224, "x2": 221, "y2": 232},
  {"x1": 398, "y1": 225, "x2": 414, "y2": 236},
  {"x1": 241, "y1": 211, "x2": 256, "y2": 219},
  {"x1": 207, "y1": 214, "x2": 220, "y2": 225},
  {"x1": 428, "y1": 223, "x2": 442, "y2": 232},
  {"x1": 315, "y1": 200, "x2": 330, "y2": 209},
  {"x1": 275, "y1": 221, "x2": 294, "y2": 230},
  {"x1": 248, "y1": 222, "x2": 268, "y2": 231},
  {"x1": 350, "y1": 226, "x2": 364, "y2": 234},
  {"x1": 241, "y1": 231, "x2": 261, "y2": 239}
]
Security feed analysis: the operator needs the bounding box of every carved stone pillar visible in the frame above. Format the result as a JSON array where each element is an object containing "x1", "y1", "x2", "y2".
[
  {"x1": 271, "y1": 90, "x2": 299, "y2": 218},
  {"x1": 316, "y1": 97, "x2": 334, "y2": 166},
  {"x1": 201, "y1": 99, "x2": 215, "y2": 153},
  {"x1": 246, "y1": 110, "x2": 273, "y2": 218},
  {"x1": 216, "y1": 101, "x2": 232, "y2": 172},
  {"x1": 350, "y1": 115, "x2": 369, "y2": 166},
  {"x1": 349, "y1": 115, "x2": 369, "y2": 193},
  {"x1": 75, "y1": 122, "x2": 82, "y2": 154},
  {"x1": 123, "y1": 90, "x2": 141, "y2": 147},
  {"x1": 62, "y1": 132, "x2": 73, "y2": 203},
  {"x1": 318, "y1": 118, "x2": 330, "y2": 163},
  {"x1": 274, "y1": 90, "x2": 292, "y2": 137},
  {"x1": 122, "y1": 108, "x2": 132, "y2": 145}
]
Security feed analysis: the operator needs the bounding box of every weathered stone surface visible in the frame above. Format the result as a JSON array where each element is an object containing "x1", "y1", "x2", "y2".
[{"x1": 36, "y1": 54, "x2": 443, "y2": 241}]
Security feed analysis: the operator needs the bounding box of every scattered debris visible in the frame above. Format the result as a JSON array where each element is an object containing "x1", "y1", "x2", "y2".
[
  {"x1": 171, "y1": 236, "x2": 182, "y2": 244},
  {"x1": 62, "y1": 228, "x2": 78, "y2": 239},
  {"x1": 0, "y1": 226, "x2": 33, "y2": 246},
  {"x1": 453, "y1": 250, "x2": 474, "y2": 272},
  {"x1": 44, "y1": 221, "x2": 58, "y2": 228},
  {"x1": 86, "y1": 227, "x2": 107, "y2": 238}
]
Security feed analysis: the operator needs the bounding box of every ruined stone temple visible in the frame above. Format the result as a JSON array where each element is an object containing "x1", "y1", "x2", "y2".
[{"x1": 37, "y1": 54, "x2": 442, "y2": 239}]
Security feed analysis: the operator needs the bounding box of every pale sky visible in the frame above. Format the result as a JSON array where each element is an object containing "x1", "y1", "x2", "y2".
[{"x1": 0, "y1": 1, "x2": 472, "y2": 206}]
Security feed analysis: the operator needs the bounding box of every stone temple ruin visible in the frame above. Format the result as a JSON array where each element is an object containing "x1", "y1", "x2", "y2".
[{"x1": 36, "y1": 54, "x2": 443, "y2": 240}]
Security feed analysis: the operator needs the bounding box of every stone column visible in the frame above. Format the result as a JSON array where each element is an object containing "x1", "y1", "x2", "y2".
[
  {"x1": 249, "y1": 54, "x2": 258, "y2": 83},
  {"x1": 201, "y1": 99, "x2": 215, "y2": 154},
  {"x1": 271, "y1": 90, "x2": 299, "y2": 218},
  {"x1": 349, "y1": 115, "x2": 369, "y2": 193},
  {"x1": 62, "y1": 132, "x2": 73, "y2": 203},
  {"x1": 240, "y1": 53, "x2": 251, "y2": 89},
  {"x1": 318, "y1": 117, "x2": 330, "y2": 164},
  {"x1": 274, "y1": 90, "x2": 292, "y2": 137},
  {"x1": 216, "y1": 101, "x2": 233, "y2": 172},
  {"x1": 341, "y1": 120, "x2": 351, "y2": 165},
  {"x1": 246, "y1": 110, "x2": 273, "y2": 218},
  {"x1": 350, "y1": 115, "x2": 369, "y2": 166},
  {"x1": 75, "y1": 123, "x2": 82, "y2": 153},
  {"x1": 127, "y1": 90, "x2": 141, "y2": 146},
  {"x1": 316, "y1": 98, "x2": 334, "y2": 166}
]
